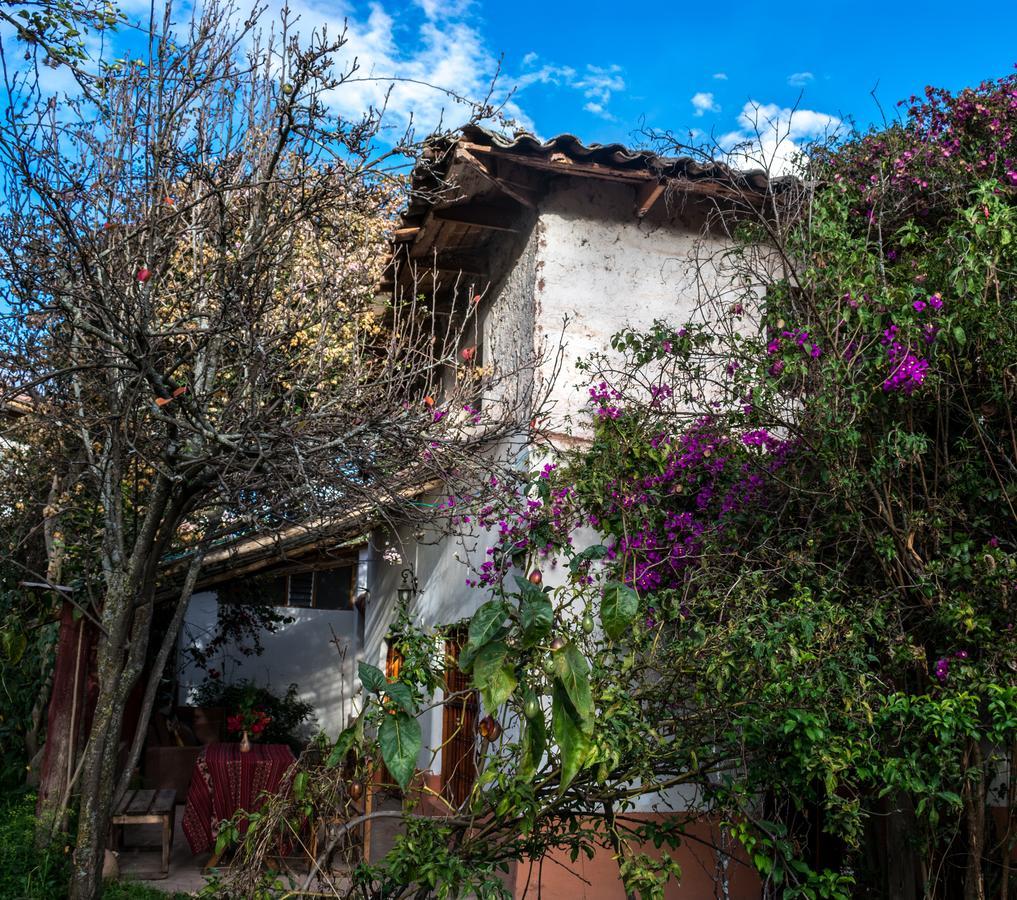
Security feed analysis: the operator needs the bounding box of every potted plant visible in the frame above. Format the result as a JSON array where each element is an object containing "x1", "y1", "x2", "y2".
[{"x1": 226, "y1": 704, "x2": 272, "y2": 752}]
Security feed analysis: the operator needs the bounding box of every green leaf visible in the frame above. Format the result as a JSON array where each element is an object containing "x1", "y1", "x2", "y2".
[
  {"x1": 569, "y1": 544, "x2": 608, "y2": 573},
  {"x1": 384, "y1": 680, "x2": 416, "y2": 714},
  {"x1": 359, "y1": 662, "x2": 386, "y2": 694},
  {"x1": 551, "y1": 643, "x2": 593, "y2": 731},
  {"x1": 378, "y1": 710, "x2": 421, "y2": 790},
  {"x1": 552, "y1": 684, "x2": 590, "y2": 792},
  {"x1": 472, "y1": 640, "x2": 518, "y2": 710},
  {"x1": 519, "y1": 584, "x2": 553, "y2": 646},
  {"x1": 601, "y1": 581, "x2": 639, "y2": 641},
  {"x1": 1, "y1": 631, "x2": 27, "y2": 664},
  {"x1": 459, "y1": 600, "x2": 509, "y2": 672},
  {"x1": 326, "y1": 725, "x2": 357, "y2": 768},
  {"x1": 520, "y1": 708, "x2": 547, "y2": 780},
  {"x1": 953, "y1": 325, "x2": 966, "y2": 345},
  {"x1": 293, "y1": 771, "x2": 308, "y2": 800}
]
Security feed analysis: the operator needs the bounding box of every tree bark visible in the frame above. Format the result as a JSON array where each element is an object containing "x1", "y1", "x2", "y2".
[
  {"x1": 112, "y1": 543, "x2": 209, "y2": 810},
  {"x1": 68, "y1": 577, "x2": 137, "y2": 900},
  {"x1": 963, "y1": 741, "x2": 986, "y2": 900},
  {"x1": 885, "y1": 794, "x2": 918, "y2": 900}
]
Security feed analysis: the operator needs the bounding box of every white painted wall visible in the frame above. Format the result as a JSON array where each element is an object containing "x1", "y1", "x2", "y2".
[
  {"x1": 532, "y1": 180, "x2": 725, "y2": 434},
  {"x1": 176, "y1": 549, "x2": 369, "y2": 736}
]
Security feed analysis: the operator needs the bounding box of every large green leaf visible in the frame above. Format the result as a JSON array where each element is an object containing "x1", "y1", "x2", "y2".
[
  {"x1": 552, "y1": 684, "x2": 590, "y2": 792},
  {"x1": 378, "y1": 711, "x2": 421, "y2": 790},
  {"x1": 459, "y1": 600, "x2": 509, "y2": 672},
  {"x1": 519, "y1": 584, "x2": 553, "y2": 646},
  {"x1": 384, "y1": 680, "x2": 416, "y2": 714},
  {"x1": 520, "y1": 707, "x2": 547, "y2": 780},
  {"x1": 472, "y1": 640, "x2": 518, "y2": 710},
  {"x1": 551, "y1": 642, "x2": 593, "y2": 731},
  {"x1": 601, "y1": 581, "x2": 639, "y2": 641},
  {"x1": 359, "y1": 661, "x2": 387, "y2": 694},
  {"x1": 1, "y1": 630, "x2": 26, "y2": 664},
  {"x1": 325, "y1": 724, "x2": 357, "y2": 768}
]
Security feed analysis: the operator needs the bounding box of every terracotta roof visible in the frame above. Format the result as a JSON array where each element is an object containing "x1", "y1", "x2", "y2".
[
  {"x1": 443, "y1": 125, "x2": 772, "y2": 189},
  {"x1": 383, "y1": 125, "x2": 781, "y2": 297}
]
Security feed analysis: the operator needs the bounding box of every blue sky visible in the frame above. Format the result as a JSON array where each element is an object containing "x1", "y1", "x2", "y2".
[
  {"x1": 7, "y1": 0, "x2": 1016, "y2": 169},
  {"x1": 264, "y1": 0, "x2": 1015, "y2": 167}
]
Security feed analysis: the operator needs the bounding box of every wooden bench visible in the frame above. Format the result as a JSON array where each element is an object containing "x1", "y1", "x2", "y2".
[{"x1": 110, "y1": 788, "x2": 177, "y2": 878}]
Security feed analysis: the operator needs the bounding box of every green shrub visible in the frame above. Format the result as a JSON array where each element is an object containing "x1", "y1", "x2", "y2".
[
  {"x1": 0, "y1": 792, "x2": 71, "y2": 899},
  {"x1": 103, "y1": 879, "x2": 190, "y2": 900}
]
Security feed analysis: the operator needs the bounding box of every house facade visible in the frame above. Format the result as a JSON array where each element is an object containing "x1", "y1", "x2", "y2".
[{"x1": 173, "y1": 126, "x2": 766, "y2": 897}]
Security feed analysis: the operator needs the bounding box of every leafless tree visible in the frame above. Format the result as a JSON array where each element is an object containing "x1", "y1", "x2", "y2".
[{"x1": 0, "y1": 2, "x2": 545, "y2": 896}]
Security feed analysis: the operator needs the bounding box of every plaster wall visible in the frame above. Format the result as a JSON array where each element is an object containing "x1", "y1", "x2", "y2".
[
  {"x1": 175, "y1": 549, "x2": 369, "y2": 737},
  {"x1": 531, "y1": 180, "x2": 728, "y2": 434}
]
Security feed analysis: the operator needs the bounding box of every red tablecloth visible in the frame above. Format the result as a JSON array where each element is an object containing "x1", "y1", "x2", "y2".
[{"x1": 182, "y1": 742, "x2": 295, "y2": 854}]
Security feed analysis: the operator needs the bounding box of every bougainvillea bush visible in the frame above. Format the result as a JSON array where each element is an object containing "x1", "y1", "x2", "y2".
[
  {"x1": 219, "y1": 74, "x2": 1017, "y2": 900},
  {"x1": 542, "y1": 74, "x2": 1017, "y2": 898}
]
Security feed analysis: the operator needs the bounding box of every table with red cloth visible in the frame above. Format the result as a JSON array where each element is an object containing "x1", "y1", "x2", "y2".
[{"x1": 182, "y1": 742, "x2": 295, "y2": 854}]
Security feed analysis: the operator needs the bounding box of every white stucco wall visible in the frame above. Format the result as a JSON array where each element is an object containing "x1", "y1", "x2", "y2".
[
  {"x1": 532, "y1": 180, "x2": 724, "y2": 434},
  {"x1": 176, "y1": 550, "x2": 369, "y2": 736}
]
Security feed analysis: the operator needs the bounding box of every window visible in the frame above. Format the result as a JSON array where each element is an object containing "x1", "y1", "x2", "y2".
[{"x1": 220, "y1": 565, "x2": 354, "y2": 610}]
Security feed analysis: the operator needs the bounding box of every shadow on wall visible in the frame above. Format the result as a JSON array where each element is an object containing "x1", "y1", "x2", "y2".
[{"x1": 177, "y1": 591, "x2": 359, "y2": 736}]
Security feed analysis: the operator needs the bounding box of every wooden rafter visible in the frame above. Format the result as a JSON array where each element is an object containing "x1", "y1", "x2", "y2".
[
  {"x1": 635, "y1": 180, "x2": 666, "y2": 218},
  {"x1": 456, "y1": 147, "x2": 538, "y2": 209},
  {"x1": 432, "y1": 201, "x2": 523, "y2": 232}
]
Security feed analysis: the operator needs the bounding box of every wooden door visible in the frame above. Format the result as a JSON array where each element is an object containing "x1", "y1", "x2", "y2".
[{"x1": 440, "y1": 631, "x2": 478, "y2": 808}]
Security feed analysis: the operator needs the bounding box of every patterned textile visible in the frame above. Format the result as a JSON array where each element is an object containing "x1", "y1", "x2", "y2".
[{"x1": 182, "y1": 742, "x2": 295, "y2": 854}]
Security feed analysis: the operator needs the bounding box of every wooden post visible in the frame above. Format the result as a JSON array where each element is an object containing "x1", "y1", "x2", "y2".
[{"x1": 36, "y1": 601, "x2": 92, "y2": 839}]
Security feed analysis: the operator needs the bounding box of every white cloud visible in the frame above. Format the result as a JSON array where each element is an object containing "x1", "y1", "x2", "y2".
[
  {"x1": 253, "y1": 1, "x2": 624, "y2": 138},
  {"x1": 787, "y1": 71, "x2": 814, "y2": 87},
  {"x1": 712, "y1": 72, "x2": 728, "y2": 80},
  {"x1": 3, "y1": 1, "x2": 624, "y2": 140},
  {"x1": 691, "y1": 91, "x2": 720, "y2": 117},
  {"x1": 513, "y1": 57, "x2": 625, "y2": 121},
  {"x1": 413, "y1": 0, "x2": 472, "y2": 17},
  {"x1": 583, "y1": 101, "x2": 615, "y2": 121},
  {"x1": 242, "y1": 0, "x2": 531, "y2": 137},
  {"x1": 574, "y1": 63, "x2": 624, "y2": 104},
  {"x1": 720, "y1": 100, "x2": 841, "y2": 174}
]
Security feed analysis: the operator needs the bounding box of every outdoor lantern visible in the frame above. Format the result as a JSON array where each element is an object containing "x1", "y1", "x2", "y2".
[{"x1": 397, "y1": 568, "x2": 419, "y2": 605}]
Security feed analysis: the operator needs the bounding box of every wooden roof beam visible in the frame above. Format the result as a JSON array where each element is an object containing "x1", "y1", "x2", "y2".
[
  {"x1": 635, "y1": 180, "x2": 666, "y2": 218},
  {"x1": 456, "y1": 147, "x2": 538, "y2": 209},
  {"x1": 432, "y1": 200, "x2": 523, "y2": 233}
]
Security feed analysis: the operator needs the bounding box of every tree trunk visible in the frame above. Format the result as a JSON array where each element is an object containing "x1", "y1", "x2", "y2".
[
  {"x1": 112, "y1": 545, "x2": 209, "y2": 809},
  {"x1": 886, "y1": 794, "x2": 919, "y2": 900},
  {"x1": 963, "y1": 741, "x2": 986, "y2": 900},
  {"x1": 36, "y1": 601, "x2": 92, "y2": 844},
  {"x1": 68, "y1": 575, "x2": 146, "y2": 900}
]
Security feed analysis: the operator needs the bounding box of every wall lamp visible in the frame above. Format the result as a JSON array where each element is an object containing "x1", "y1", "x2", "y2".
[{"x1": 396, "y1": 568, "x2": 419, "y2": 605}]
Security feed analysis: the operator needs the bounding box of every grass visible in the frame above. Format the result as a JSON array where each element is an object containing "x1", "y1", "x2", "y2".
[{"x1": 0, "y1": 791, "x2": 189, "y2": 899}]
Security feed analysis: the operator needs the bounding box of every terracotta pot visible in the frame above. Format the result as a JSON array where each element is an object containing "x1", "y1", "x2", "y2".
[{"x1": 240, "y1": 730, "x2": 251, "y2": 752}]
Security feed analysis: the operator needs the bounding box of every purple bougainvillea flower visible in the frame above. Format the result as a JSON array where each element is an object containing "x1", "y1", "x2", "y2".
[{"x1": 933, "y1": 657, "x2": 950, "y2": 683}]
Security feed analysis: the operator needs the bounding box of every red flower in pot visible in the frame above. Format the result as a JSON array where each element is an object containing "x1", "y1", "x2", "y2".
[{"x1": 227, "y1": 707, "x2": 272, "y2": 751}]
